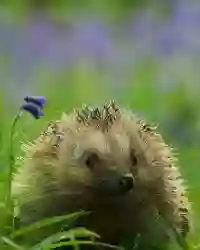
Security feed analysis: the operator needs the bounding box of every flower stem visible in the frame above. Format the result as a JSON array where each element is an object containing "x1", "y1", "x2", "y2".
[{"x1": 6, "y1": 110, "x2": 23, "y2": 230}]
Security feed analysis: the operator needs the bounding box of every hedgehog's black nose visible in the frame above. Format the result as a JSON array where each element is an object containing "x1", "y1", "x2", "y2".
[{"x1": 120, "y1": 173, "x2": 135, "y2": 192}]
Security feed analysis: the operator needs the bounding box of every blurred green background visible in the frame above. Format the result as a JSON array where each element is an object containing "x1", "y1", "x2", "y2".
[{"x1": 0, "y1": 0, "x2": 200, "y2": 249}]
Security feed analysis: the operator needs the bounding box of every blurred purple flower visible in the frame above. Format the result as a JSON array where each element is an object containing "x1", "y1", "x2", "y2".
[
  {"x1": 158, "y1": 1, "x2": 200, "y2": 56},
  {"x1": 2, "y1": 0, "x2": 200, "y2": 100}
]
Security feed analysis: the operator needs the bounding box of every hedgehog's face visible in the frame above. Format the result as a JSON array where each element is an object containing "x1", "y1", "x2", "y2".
[{"x1": 57, "y1": 120, "x2": 137, "y2": 198}]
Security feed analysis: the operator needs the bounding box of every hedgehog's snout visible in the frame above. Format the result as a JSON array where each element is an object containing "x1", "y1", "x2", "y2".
[{"x1": 119, "y1": 173, "x2": 135, "y2": 192}]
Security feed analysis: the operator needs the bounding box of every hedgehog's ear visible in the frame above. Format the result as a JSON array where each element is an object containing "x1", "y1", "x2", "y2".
[{"x1": 61, "y1": 112, "x2": 68, "y2": 121}]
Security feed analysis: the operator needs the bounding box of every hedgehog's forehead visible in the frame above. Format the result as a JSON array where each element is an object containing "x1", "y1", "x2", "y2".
[{"x1": 73, "y1": 100, "x2": 121, "y2": 131}]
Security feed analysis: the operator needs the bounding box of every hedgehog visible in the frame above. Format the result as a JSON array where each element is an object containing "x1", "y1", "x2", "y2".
[{"x1": 12, "y1": 100, "x2": 191, "y2": 249}]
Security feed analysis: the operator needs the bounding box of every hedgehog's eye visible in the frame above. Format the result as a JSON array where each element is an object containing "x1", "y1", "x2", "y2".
[
  {"x1": 130, "y1": 150, "x2": 137, "y2": 166},
  {"x1": 85, "y1": 153, "x2": 99, "y2": 169}
]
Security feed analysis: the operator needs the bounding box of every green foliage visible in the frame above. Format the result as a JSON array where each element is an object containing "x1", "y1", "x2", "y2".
[{"x1": 1, "y1": 213, "x2": 123, "y2": 249}]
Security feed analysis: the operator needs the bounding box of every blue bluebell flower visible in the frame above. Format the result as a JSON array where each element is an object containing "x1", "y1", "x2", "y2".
[
  {"x1": 6, "y1": 95, "x2": 47, "y2": 215},
  {"x1": 24, "y1": 96, "x2": 47, "y2": 109},
  {"x1": 21, "y1": 103, "x2": 44, "y2": 119}
]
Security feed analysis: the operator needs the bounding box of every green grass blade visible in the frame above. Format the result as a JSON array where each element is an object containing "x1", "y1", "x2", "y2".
[
  {"x1": 30, "y1": 227, "x2": 100, "y2": 250},
  {"x1": 1, "y1": 236, "x2": 25, "y2": 250},
  {"x1": 50, "y1": 240, "x2": 124, "y2": 250},
  {"x1": 10, "y1": 211, "x2": 88, "y2": 239}
]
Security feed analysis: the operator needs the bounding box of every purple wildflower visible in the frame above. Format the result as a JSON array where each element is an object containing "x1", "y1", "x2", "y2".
[
  {"x1": 21, "y1": 103, "x2": 44, "y2": 119},
  {"x1": 21, "y1": 96, "x2": 47, "y2": 119},
  {"x1": 24, "y1": 95, "x2": 47, "y2": 109},
  {"x1": 6, "y1": 95, "x2": 47, "y2": 215}
]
